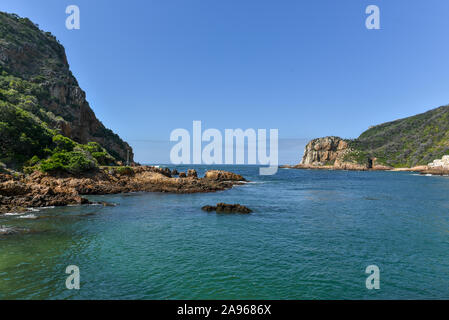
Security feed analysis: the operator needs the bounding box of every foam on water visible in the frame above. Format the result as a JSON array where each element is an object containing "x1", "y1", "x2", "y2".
[{"x1": 17, "y1": 214, "x2": 38, "y2": 219}]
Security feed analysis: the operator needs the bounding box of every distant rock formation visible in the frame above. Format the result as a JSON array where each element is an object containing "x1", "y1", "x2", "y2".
[
  {"x1": 297, "y1": 103, "x2": 449, "y2": 169},
  {"x1": 301, "y1": 136, "x2": 348, "y2": 166},
  {"x1": 421, "y1": 155, "x2": 449, "y2": 175},
  {"x1": 295, "y1": 136, "x2": 392, "y2": 170},
  {"x1": 428, "y1": 155, "x2": 449, "y2": 169}
]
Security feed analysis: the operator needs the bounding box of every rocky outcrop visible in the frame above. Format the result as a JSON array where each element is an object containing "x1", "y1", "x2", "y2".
[
  {"x1": 187, "y1": 169, "x2": 198, "y2": 178},
  {"x1": 428, "y1": 155, "x2": 449, "y2": 169},
  {"x1": 285, "y1": 136, "x2": 394, "y2": 171},
  {"x1": 419, "y1": 155, "x2": 449, "y2": 175},
  {"x1": 201, "y1": 203, "x2": 252, "y2": 214},
  {"x1": 301, "y1": 136, "x2": 349, "y2": 166},
  {"x1": 0, "y1": 173, "x2": 89, "y2": 213},
  {"x1": 0, "y1": 168, "x2": 246, "y2": 213},
  {"x1": 204, "y1": 170, "x2": 246, "y2": 181},
  {"x1": 0, "y1": 12, "x2": 133, "y2": 162}
]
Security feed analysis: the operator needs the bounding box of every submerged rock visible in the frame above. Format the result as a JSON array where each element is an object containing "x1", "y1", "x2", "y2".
[
  {"x1": 96, "y1": 201, "x2": 117, "y2": 207},
  {"x1": 202, "y1": 203, "x2": 252, "y2": 214}
]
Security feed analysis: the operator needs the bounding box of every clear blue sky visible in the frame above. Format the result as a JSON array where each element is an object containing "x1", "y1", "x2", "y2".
[{"x1": 2, "y1": 0, "x2": 449, "y2": 163}]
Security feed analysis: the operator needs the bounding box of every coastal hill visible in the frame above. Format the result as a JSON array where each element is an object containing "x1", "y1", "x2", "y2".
[
  {"x1": 0, "y1": 11, "x2": 251, "y2": 214},
  {"x1": 0, "y1": 11, "x2": 133, "y2": 169},
  {"x1": 300, "y1": 104, "x2": 449, "y2": 169}
]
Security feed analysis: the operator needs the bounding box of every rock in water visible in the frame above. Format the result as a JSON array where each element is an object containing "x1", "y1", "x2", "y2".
[
  {"x1": 202, "y1": 203, "x2": 252, "y2": 214},
  {"x1": 178, "y1": 172, "x2": 187, "y2": 178},
  {"x1": 204, "y1": 170, "x2": 245, "y2": 181}
]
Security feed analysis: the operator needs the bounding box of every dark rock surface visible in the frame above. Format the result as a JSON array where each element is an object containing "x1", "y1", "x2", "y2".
[{"x1": 202, "y1": 203, "x2": 252, "y2": 214}]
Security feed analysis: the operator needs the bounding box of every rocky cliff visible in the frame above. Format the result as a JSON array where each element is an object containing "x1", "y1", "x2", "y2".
[
  {"x1": 300, "y1": 103, "x2": 449, "y2": 169},
  {"x1": 0, "y1": 11, "x2": 133, "y2": 163},
  {"x1": 301, "y1": 136, "x2": 349, "y2": 166},
  {"x1": 299, "y1": 136, "x2": 392, "y2": 170}
]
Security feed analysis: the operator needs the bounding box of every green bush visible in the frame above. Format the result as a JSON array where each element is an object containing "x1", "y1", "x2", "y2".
[
  {"x1": 39, "y1": 149, "x2": 97, "y2": 174},
  {"x1": 66, "y1": 149, "x2": 97, "y2": 173},
  {"x1": 52, "y1": 134, "x2": 76, "y2": 152},
  {"x1": 91, "y1": 151, "x2": 115, "y2": 165},
  {"x1": 79, "y1": 142, "x2": 116, "y2": 165},
  {"x1": 39, "y1": 152, "x2": 67, "y2": 172},
  {"x1": 116, "y1": 166, "x2": 134, "y2": 176},
  {"x1": 26, "y1": 155, "x2": 40, "y2": 166},
  {"x1": 0, "y1": 102, "x2": 54, "y2": 168},
  {"x1": 81, "y1": 141, "x2": 103, "y2": 153}
]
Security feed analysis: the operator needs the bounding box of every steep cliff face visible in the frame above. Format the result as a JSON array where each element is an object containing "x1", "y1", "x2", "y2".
[
  {"x1": 301, "y1": 136, "x2": 349, "y2": 165},
  {"x1": 0, "y1": 12, "x2": 133, "y2": 162}
]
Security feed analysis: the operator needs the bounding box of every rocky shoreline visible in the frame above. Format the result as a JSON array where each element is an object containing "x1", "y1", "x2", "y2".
[
  {"x1": 280, "y1": 163, "x2": 449, "y2": 177},
  {"x1": 280, "y1": 164, "x2": 428, "y2": 172},
  {"x1": 0, "y1": 167, "x2": 246, "y2": 214}
]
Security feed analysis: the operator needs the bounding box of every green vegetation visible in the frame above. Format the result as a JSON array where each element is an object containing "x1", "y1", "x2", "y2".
[
  {"x1": 115, "y1": 166, "x2": 134, "y2": 175},
  {"x1": 0, "y1": 12, "x2": 125, "y2": 175},
  {"x1": 39, "y1": 149, "x2": 97, "y2": 174},
  {"x1": 349, "y1": 105, "x2": 449, "y2": 167},
  {"x1": 24, "y1": 136, "x2": 116, "y2": 174},
  {"x1": 342, "y1": 146, "x2": 370, "y2": 166},
  {"x1": 0, "y1": 69, "x2": 117, "y2": 173},
  {"x1": 0, "y1": 11, "x2": 132, "y2": 171},
  {"x1": 79, "y1": 142, "x2": 116, "y2": 165},
  {"x1": 35, "y1": 135, "x2": 115, "y2": 174},
  {"x1": 0, "y1": 89, "x2": 55, "y2": 167}
]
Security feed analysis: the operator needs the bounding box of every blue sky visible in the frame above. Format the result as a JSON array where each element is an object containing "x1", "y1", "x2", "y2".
[{"x1": 2, "y1": 0, "x2": 449, "y2": 164}]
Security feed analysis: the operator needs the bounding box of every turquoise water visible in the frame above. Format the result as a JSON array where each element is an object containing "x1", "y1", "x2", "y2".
[{"x1": 1, "y1": 166, "x2": 449, "y2": 299}]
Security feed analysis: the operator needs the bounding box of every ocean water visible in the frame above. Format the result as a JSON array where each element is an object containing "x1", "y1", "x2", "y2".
[{"x1": 1, "y1": 165, "x2": 449, "y2": 300}]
